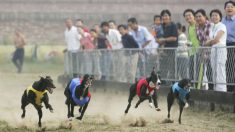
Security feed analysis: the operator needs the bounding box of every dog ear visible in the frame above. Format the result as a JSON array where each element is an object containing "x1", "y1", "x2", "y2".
[{"x1": 151, "y1": 67, "x2": 156, "y2": 76}]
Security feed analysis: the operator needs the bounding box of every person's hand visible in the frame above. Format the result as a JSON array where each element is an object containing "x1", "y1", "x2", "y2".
[
  {"x1": 205, "y1": 40, "x2": 211, "y2": 46},
  {"x1": 158, "y1": 38, "x2": 166, "y2": 44},
  {"x1": 63, "y1": 49, "x2": 67, "y2": 53}
]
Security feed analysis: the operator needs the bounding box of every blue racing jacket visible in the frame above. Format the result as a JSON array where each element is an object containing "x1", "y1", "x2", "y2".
[
  {"x1": 69, "y1": 78, "x2": 90, "y2": 106},
  {"x1": 172, "y1": 82, "x2": 190, "y2": 103}
]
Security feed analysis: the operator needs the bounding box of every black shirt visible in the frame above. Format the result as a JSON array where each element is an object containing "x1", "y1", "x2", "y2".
[
  {"x1": 121, "y1": 34, "x2": 139, "y2": 48},
  {"x1": 97, "y1": 36, "x2": 108, "y2": 49},
  {"x1": 163, "y1": 22, "x2": 178, "y2": 47}
]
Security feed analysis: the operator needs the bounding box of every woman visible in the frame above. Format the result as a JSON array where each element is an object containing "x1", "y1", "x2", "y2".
[
  {"x1": 206, "y1": 9, "x2": 227, "y2": 92},
  {"x1": 195, "y1": 9, "x2": 214, "y2": 90}
]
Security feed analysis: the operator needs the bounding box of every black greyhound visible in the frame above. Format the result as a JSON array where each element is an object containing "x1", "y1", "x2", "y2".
[
  {"x1": 64, "y1": 74, "x2": 93, "y2": 120},
  {"x1": 125, "y1": 67, "x2": 161, "y2": 114},
  {"x1": 21, "y1": 76, "x2": 56, "y2": 127},
  {"x1": 167, "y1": 79, "x2": 191, "y2": 124}
]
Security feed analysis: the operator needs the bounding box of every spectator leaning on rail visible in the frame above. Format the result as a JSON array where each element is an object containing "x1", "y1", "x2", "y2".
[
  {"x1": 127, "y1": 17, "x2": 158, "y2": 78},
  {"x1": 108, "y1": 20, "x2": 117, "y2": 30},
  {"x1": 176, "y1": 22, "x2": 189, "y2": 80},
  {"x1": 90, "y1": 29, "x2": 110, "y2": 80},
  {"x1": 77, "y1": 26, "x2": 95, "y2": 76},
  {"x1": 195, "y1": 9, "x2": 214, "y2": 90},
  {"x1": 100, "y1": 21, "x2": 124, "y2": 82},
  {"x1": 118, "y1": 24, "x2": 139, "y2": 83},
  {"x1": 64, "y1": 18, "x2": 81, "y2": 78},
  {"x1": 157, "y1": 9, "x2": 178, "y2": 84},
  {"x1": 183, "y1": 9, "x2": 200, "y2": 87},
  {"x1": 222, "y1": 0, "x2": 235, "y2": 92},
  {"x1": 12, "y1": 29, "x2": 26, "y2": 73},
  {"x1": 205, "y1": 9, "x2": 227, "y2": 92},
  {"x1": 75, "y1": 19, "x2": 89, "y2": 33}
]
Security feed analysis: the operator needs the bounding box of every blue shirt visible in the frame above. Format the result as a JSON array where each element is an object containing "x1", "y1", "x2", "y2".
[
  {"x1": 130, "y1": 25, "x2": 154, "y2": 48},
  {"x1": 222, "y1": 15, "x2": 235, "y2": 44},
  {"x1": 172, "y1": 82, "x2": 190, "y2": 102}
]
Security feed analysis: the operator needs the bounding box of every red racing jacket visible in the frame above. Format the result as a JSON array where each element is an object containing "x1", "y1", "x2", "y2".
[{"x1": 136, "y1": 78, "x2": 155, "y2": 97}]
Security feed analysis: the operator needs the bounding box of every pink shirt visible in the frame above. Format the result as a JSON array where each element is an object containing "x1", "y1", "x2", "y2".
[{"x1": 80, "y1": 33, "x2": 95, "y2": 50}]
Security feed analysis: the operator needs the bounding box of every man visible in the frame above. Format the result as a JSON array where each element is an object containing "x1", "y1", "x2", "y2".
[
  {"x1": 100, "y1": 21, "x2": 123, "y2": 81},
  {"x1": 183, "y1": 9, "x2": 200, "y2": 87},
  {"x1": 222, "y1": 0, "x2": 235, "y2": 92},
  {"x1": 12, "y1": 29, "x2": 26, "y2": 73},
  {"x1": 128, "y1": 17, "x2": 158, "y2": 78},
  {"x1": 64, "y1": 18, "x2": 81, "y2": 77},
  {"x1": 109, "y1": 20, "x2": 117, "y2": 29},
  {"x1": 75, "y1": 19, "x2": 89, "y2": 33},
  {"x1": 118, "y1": 24, "x2": 139, "y2": 82}
]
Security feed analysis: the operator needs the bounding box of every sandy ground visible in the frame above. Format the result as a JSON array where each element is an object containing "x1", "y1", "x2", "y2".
[{"x1": 0, "y1": 64, "x2": 235, "y2": 132}]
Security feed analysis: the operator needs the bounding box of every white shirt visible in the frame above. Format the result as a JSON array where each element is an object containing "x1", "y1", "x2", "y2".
[
  {"x1": 64, "y1": 26, "x2": 81, "y2": 51},
  {"x1": 209, "y1": 22, "x2": 227, "y2": 46},
  {"x1": 177, "y1": 33, "x2": 188, "y2": 57},
  {"x1": 105, "y1": 29, "x2": 122, "y2": 49}
]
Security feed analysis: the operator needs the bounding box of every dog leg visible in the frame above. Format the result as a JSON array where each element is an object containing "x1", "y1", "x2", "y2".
[
  {"x1": 76, "y1": 101, "x2": 89, "y2": 120},
  {"x1": 67, "y1": 103, "x2": 71, "y2": 118},
  {"x1": 71, "y1": 104, "x2": 75, "y2": 117},
  {"x1": 21, "y1": 103, "x2": 29, "y2": 118},
  {"x1": 152, "y1": 89, "x2": 160, "y2": 111},
  {"x1": 135, "y1": 97, "x2": 146, "y2": 108},
  {"x1": 178, "y1": 102, "x2": 184, "y2": 124},
  {"x1": 21, "y1": 91, "x2": 29, "y2": 118},
  {"x1": 167, "y1": 92, "x2": 174, "y2": 119},
  {"x1": 125, "y1": 85, "x2": 136, "y2": 114},
  {"x1": 36, "y1": 107, "x2": 43, "y2": 127},
  {"x1": 42, "y1": 93, "x2": 53, "y2": 112}
]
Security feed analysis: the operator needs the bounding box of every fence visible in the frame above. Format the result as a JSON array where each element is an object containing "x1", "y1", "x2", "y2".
[{"x1": 64, "y1": 46, "x2": 233, "y2": 91}]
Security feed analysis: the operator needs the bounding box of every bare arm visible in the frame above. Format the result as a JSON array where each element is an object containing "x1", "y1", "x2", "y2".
[{"x1": 206, "y1": 30, "x2": 224, "y2": 46}]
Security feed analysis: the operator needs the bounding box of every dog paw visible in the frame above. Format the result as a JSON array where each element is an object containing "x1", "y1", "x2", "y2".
[
  {"x1": 149, "y1": 103, "x2": 154, "y2": 108},
  {"x1": 76, "y1": 116, "x2": 82, "y2": 120},
  {"x1": 50, "y1": 109, "x2": 54, "y2": 113},
  {"x1": 21, "y1": 114, "x2": 25, "y2": 119},
  {"x1": 184, "y1": 103, "x2": 189, "y2": 108},
  {"x1": 68, "y1": 117, "x2": 73, "y2": 121},
  {"x1": 155, "y1": 108, "x2": 161, "y2": 111}
]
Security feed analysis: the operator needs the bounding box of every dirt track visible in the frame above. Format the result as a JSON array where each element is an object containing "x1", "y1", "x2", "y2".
[{"x1": 0, "y1": 64, "x2": 235, "y2": 132}]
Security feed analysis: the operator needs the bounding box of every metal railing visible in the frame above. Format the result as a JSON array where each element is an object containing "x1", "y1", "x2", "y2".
[{"x1": 64, "y1": 46, "x2": 233, "y2": 91}]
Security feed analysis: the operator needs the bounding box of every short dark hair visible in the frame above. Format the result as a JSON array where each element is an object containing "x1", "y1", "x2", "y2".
[
  {"x1": 100, "y1": 21, "x2": 109, "y2": 27},
  {"x1": 195, "y1": 9, "x2": 207, "y2": 17},
  {"x1": 108, "y1": 20, "x2": 116, "y2": 24},
  {"x1": 117, "y1": 24, "x2": 128, "y2": 30},
  {"x1": 90, "y1": 29, "x2": 96, "y2": 33},
  {"x1": 183, "y1": 9, "x2": 195, "y2": 17},
  {"x1": 176, "y1": 22, "x2": 186, "y2": 33},
  {"x1": 224, "y1": 0, "x2": 235, "y2": 9},
  {"x1": 154, "y1": 15, "x2": 161, "y2": 21},
  {"x1": 127, "y1": 17, "x2": 138, "y2": 24},
  {"x1": 210, "y1": 9, "x2": 223, "y2": 21},
  {"x1": 76, "y1": 19, "x2": 84, "y2": 23},
  {"x1": 160, "y1": 9, "x2": 171, "y2": 17}
]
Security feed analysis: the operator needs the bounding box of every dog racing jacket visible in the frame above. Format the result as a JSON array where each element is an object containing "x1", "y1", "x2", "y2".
[
  {"x1": 136, "y1": 78, "x2": 155, "y2": 97},
  {"x1": 172, "y1": 82, "x2": 190, "y2": 103},
  {"x1": 69, "y1": 78, "x2": 91, "y2": 106},
  {"x1": 27, "y1": 86, "x2": 47, "y2": 106}
]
